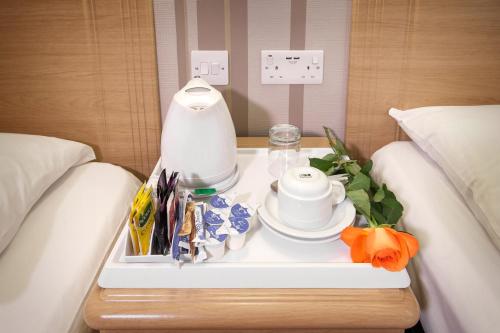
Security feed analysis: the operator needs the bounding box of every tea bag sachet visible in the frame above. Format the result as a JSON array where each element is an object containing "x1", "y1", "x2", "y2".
[
  {"x1": 134, "y1": 186, "x2": 155, "y2": 255},
  {"x1": 171, "y1": 191, "x2": 192, "y2": 265},
  {"x1": 191, "y1": 202, "x2": 208, "y2": 263},
  {"x1": 152, "y1": 170, "x2": 180, "y2": 255},
  {"x1": 178, "y1": 201, "x2": 195, "y2": 236},
  {"x1": 128, "y1": 183, "x2": 155, "y2": 256},
  {"x1": 151, "y1": 171, "x2": 166, "y2": 255},
  {"x1": 128, "y1": 183, "x2": 147, "y2": 255},
  {"x1": 192, "y1": 202, "x2": 206, "y2": 243}
]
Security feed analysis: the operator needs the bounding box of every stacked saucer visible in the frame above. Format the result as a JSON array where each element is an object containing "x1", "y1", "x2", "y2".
[{"x1": 257, "y1": 191, "x2": 355, "y2": 244}]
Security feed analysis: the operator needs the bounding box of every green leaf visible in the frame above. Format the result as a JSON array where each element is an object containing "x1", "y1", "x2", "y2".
[
  {"x1": 309, "y1": 157, "x2": 333, "y2": 172},
  {"x1": 323, "y1": 126, "x2": 348, "y2": 156},
  {"x1": 370, "y1": 180, "x2": 380, "y2": 191},
  {"x1": 347, "y1": 189, "x2": 371, "y2": 217},
  {"x1": 344, "y1": 162, "x2": 362, "y2": 175},
  {"x1": 382, "y1": 184, "x2": 396, "y2": 200},
  {"x1": 381, "y1": 197, "x2": 404, "y2": 225},
  {"x1": 325, "y1": 165, "x2": 336, "y2": 176},
  {"x1": 370, "y1": 206, "x2": 387, "y2": 225},
  {"x1": 373, "y1": 186, "x2": 385, "y2": 202},
  {"x1": 335, "y1": 139, "x2": 348, "y2": 157},
  {"x1": 319, "y1": 124, "x2": 405, "y2": 228},
  {"x1": 347, "y1": 172, "x2": 371, "y2": 192},
  {"x1": 322, "y1": 153, "x2": 337, "y2": 162},
  {"x1": 372, "y1": 200, "x2": 383, "y2": 213},
  {"x1": 360, "y1": 160, "x2": 373, "y2": 175},
  {"x1": 323, "y1": 126, "x2": 338, "y2": 150}
]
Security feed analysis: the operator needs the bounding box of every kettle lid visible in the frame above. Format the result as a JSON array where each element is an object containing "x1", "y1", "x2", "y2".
[{"x1": 174, "y1": 78, "x2": 221, "y2": 111}]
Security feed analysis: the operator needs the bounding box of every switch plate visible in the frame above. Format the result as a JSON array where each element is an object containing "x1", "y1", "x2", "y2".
[
  {"x1": 191, "y1": 50, "x2": 228, "y2": 85},
  {"x1": 261, "y1": 50, "x2": 324, "y2": 84}
]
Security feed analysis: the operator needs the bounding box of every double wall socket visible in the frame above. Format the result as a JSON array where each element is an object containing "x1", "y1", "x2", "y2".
[
  {"x1": 261, "y1": 50, "x2": 324, "y2": 84},
  {"x1": 190, "y1": 49, "x2": 323, "y2": 85}
]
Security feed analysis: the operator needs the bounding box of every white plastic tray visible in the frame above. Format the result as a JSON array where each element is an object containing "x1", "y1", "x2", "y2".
[{"x1": 98, "y1": 148, "x2": 410, "y2": 288}]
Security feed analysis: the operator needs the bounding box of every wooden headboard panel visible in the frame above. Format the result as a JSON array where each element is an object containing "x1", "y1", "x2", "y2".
[
  {"x1": 0, "y1": 0, "x2": 161, "y2": 179},
  {"x1": 346, "y1": 0, "x2": 500, "y2": 160}
]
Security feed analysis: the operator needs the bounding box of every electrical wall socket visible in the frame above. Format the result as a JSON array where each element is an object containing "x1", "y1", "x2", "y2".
[{"x1": 261, "y1": 50, "x2": 324, "y2": 84}]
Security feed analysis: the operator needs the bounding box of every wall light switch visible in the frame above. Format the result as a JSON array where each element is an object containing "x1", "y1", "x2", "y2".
[
  {"x1": 200, "y1": 62, "x2": 209, "y2": 75},
  {"x1": 261, "y1": 50, "x2": 324, "y2": 84},
  {"x1": 191, "y1": 50, "x2": 228, "y2": 85}
]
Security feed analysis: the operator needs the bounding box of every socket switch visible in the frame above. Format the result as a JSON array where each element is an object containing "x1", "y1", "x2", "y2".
[
  {"x1": 191, "y1": 50, "x2": 228, "y2": 85},
  {"x1": 261, "y1": 50, "x2": 324, "y2": 84}
]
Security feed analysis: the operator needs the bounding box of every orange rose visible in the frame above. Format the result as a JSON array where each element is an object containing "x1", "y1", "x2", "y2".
[{"x1": 340, "y1": 226, "x2": 419, "y2": 272}]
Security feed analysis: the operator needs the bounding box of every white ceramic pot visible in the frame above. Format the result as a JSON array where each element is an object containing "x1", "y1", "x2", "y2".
[
  {"x1": 278, "y1": 166, "x2": 345, "y2": 230},
  {"x1": 161, "y1": 78, "x2": 237, "y2": 187}
]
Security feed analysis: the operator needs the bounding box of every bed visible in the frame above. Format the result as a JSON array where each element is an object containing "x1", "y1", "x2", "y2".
[
  {"x1": 0, "y1": 134, "x2": 141, "y2": 332},
  {"x1": 345, "y1": 2, "x2": 500, "y2": 332},
  {"x1": 0, "y1": 2, "x2": 167, "y2": 332},
  {"x1": 371, "y1": 141, "x2": 500, "y2": 333}
]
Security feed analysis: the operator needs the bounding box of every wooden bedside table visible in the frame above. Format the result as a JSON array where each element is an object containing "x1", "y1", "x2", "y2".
[{"x1": 84, "y1": 137, "x2": 420, "y2": 333}]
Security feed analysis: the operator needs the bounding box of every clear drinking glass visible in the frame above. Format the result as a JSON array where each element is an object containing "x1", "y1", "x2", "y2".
[{"x1": 268, "y1": 124, "x2": 301, "y2": 179}]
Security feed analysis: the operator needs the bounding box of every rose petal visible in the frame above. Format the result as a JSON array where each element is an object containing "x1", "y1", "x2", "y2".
[
  {"x1": 376, "y1": 228, "x2": 408, "y2": 271},
  {"x1": 372, "y1": 248, "x2": 400, "y2": 271},
  {"x1": 351, "y1": 234, "x2": 369, "y2": 263},
  {"x1": 379, "y1": 257, "x2": 403, "y2": 271},
  {"x1": 341, "y1": 226, "x2": 368, "y2": 247},
  {"x1": 386, "y1": 228, "x2": 419, "y2": 258},
  {"x1": 399, "y1": 232, "x2": 419, "y2": 258},
  {"x1": 391, "y1": 235, "x2": 410, "y2": 271},
  {"x1": 365, "y1": 227, "x2": 400, "y2": 261}
]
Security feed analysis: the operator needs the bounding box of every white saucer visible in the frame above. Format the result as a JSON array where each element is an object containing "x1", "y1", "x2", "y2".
[
  {"x1": 180, "y1": 165, "x2": 240, "y2": 198},
  {"x1": 257, "y1": 191, "x2": 355, "y2": 243},
  {"x1": 259, "y1": 221, "x2": 343, "y2": 244}
]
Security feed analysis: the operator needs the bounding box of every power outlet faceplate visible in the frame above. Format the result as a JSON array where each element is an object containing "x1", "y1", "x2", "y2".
[
  {"x1": 191, "y1": 50, "x2": 229, "y2": 85},
  {"x1": 261, "y1": 50, "x2": 324, "y2": 84}
]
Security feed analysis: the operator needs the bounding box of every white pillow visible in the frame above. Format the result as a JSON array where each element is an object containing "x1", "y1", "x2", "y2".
[
  {"x1": 0, "y1": 133, "x2": 95, "y2": 253},
  {"x1": 389, "y1": 105, "x2": 500, "y2": 250}
]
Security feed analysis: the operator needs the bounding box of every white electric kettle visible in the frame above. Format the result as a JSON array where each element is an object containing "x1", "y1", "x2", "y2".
[{"x1": 161, "y1": 78, "x2": 237, "y2": 188}]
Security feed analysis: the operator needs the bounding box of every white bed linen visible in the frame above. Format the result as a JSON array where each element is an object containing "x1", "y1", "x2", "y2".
[
  {"x1": 0, "y1": 162, "x2": 140, "y2": 333},
  {"x1": 371, "y1": 142, "x2": 500, "y2": 333}
]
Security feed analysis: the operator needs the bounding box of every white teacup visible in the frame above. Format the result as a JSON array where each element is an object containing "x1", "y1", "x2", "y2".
[{"x1": 277, "y1": 166, "x2": 345, "y2": 230}]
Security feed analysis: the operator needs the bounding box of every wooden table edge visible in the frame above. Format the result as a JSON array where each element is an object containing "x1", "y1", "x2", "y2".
[
  {"x1": 84, "y1": 284, "x2": 419, "y2": 331},
  {"x1": 83, "y1": 137, "x2": 420, "y2": 331}
]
